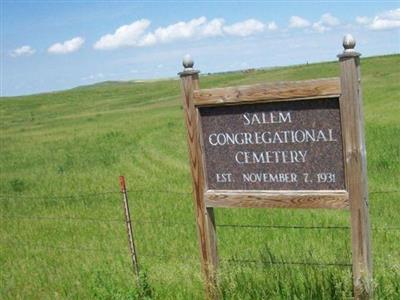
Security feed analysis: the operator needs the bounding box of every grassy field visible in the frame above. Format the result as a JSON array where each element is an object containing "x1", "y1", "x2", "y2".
[{"x1": 0, "y1": 54, "x2": 399, "y2": 299}]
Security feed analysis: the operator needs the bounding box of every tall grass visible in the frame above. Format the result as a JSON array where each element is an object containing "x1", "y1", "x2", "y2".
[{"x1": 0, "y1": 54, "x2": 399, "y2": 299}]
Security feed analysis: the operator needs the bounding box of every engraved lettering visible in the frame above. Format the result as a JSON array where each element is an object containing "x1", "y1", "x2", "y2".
[{"x1": 200, "y1": 99, "x2": 344, "y2": 190}]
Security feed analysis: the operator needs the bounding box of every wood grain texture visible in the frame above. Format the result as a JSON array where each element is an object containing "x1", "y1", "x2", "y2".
[
  {"x1": 193, "y1": 78, "x2": 340, "y2": 106},
  {"x1": 205, "y1": 190, "x2": 349, "y2": 209},
  {"x1": 339, "y1": 55, "x2": 372, "y2": 300},
  {"x1": 180, "y1": 71, "x2": 219, "y2": 299},
  {"x1": 205, "y1": 207, "x2": 219, "y2": 272}
]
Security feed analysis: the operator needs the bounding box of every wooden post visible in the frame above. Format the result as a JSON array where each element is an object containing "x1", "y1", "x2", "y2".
[
  {"x1": 338, "y1": 35, "x2": 372, "y2": 299},
  {"x1": 179, "y1": 55, "x2": 219, "y2": 299},
  {"x1": 119, "y1": 175, "x2": 140, "y2": 281}
]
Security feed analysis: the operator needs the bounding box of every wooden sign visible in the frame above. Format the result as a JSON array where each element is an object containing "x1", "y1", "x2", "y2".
[{"x1": 179, "y1": 35, "x2": 372, "y2": 299}]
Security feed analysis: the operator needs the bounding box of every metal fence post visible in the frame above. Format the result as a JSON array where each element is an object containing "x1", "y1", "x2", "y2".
[{"x1": 119, "y1": 175, "x2": 140, "y2": 280}]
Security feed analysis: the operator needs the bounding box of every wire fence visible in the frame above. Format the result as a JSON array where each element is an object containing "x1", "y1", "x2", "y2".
[
  {"x1": 0, "y1": 188, "x2": 192, "y2": 200},
  {"x1": 0, "y1": 188, "x2": 397, "y2": 200},
  {"x1": 2, "y1": 214, "x2": 400, "y2": 230},
  {"x1": 1, "y1": 188, "x2": 399, "y2": 270},
  {"x1": 0, "y1": 241, "x2": 127, "y2": 254},
  {"x1": 0, "y1": 214, "x2": 123, "y2": 222}
]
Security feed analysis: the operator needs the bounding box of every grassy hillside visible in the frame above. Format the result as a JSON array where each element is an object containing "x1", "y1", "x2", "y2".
[{"x1": 1, "y1": 54, "x2": 399, "y2": 299}]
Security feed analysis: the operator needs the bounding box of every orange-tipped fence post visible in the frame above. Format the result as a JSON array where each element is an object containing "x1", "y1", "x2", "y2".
[{"x1": 119, "y1": 176, "x2": 140, "y2": 280}]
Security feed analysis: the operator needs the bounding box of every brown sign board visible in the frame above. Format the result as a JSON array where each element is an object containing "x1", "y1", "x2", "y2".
[
  {"x1": 187, "y1": 78, "x2": 349, "y2": 210},
  {"x1": 199, "y1": 98, "x2": 345, "y2": 191}
]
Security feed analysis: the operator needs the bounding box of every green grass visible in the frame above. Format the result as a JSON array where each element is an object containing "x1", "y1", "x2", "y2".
[{"x1": 1, "y1": 54, "x2": 399, "y2": 299}]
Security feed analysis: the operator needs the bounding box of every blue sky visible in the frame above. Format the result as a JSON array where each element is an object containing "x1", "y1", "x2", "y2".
[{"x1": 1, "y1": 1, "x2": 399, "y2": 96}]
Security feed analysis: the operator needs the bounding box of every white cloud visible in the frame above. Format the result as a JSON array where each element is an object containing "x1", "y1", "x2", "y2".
[
  {"x1": 10, "y1": 45, "x2": 36, "y2": 57},
  {"x1": 289, "y1": 16, "x2": 311, "y2": 28},
  {"x1": 223, "y1": 19, "x2": 265, "y2": 36},
  {"x1": 48, "y1": 37, "x2": 85, "y2": 54},
  {"x1": 139, "y1": 17, "x2": 225, "y2": 46},
  {"x1": 202, "y1": 18, "x2": 225, "y2": 37},
  {"x1": 369, "y1": 8, "x2": 400, "y2": 30},
  {"x1": 137, "y1": 33, "x2": 157, "y2": 47},
  {"x1": 97, "y1": 17, "x2": 226, "y2": 48},
  {"x1": 370, "y1": 18, "x2": 400, "y2": 30},
  {"x1": 356, "y1": 8, "x2": 400, "y2": 30},
  {"x1": 267, "y1": 21, "x2": 278, "y2": 31},
  {"x1": 94, "y1": 19, "x2": 151, "y2": 50},
  {"x1": 319, "y1": 13, "x2": 340, "y2": 26},
  {"x1": 312, "y1": 13, "x2": 340, "y2": 33},
  {"x1": 153, "y1": 17, "x2": 206, "y2": 42},
  {"x1": 312, "y1": 22, "x2": 329, "y2": 33},
  {"x1": 93, "y1": 17, "x2": 277, "y2": 50}
]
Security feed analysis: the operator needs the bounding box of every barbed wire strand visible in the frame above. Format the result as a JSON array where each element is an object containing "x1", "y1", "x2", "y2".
[
  {"x1": 0, "y1": 242, "x2": 350, "y2": 268},
  {"x1": 2, "y1": 215, "x2": 400, "y2": 230},
  {"x1": 369, "y1": 190, "x2": 400, "y2": 194},
  {"x1": 0, "y1": 191, "x2": 120, "y2": 200},
  {"x1": 0, "y1": 215, "x2": 123, "y2": 222},
  {"x1": 141, "y1": 252, "x2": 198, "y2": 261},
  {"x1": 0, "y1": 189, "x2": 397, "y2": 201},
  {"x1": 1, "y1": 242, "x2": 396, "y2": 270},
  {"x1": 217, "y1": 224, "x2": 350, "y2": 229},
  {"x1": 0, "y1": 215, "x2": 194, "y2": 226},
  {"x1": 0, "y1": 242, "x2": 127, "y2": 254},
  {"x1": 217, "y1": 223, "x2": 400, "y2": 230},
  {"x1": 0, "y1": 189, "x2": 193, "y2": 200},
  {"x1": 0, "y1": 242, "x2": 197, "y2": 262}
]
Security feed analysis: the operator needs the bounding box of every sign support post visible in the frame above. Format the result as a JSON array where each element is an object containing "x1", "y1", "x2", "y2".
[
  {"x1": 338, "y1": 35, "x2": 372, "y2": 299},
  {"x1": 179, "y1": 55, "x2": 219, "y2": 299}
]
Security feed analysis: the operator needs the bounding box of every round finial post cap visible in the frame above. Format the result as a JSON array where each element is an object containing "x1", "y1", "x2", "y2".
[
  {"x1": 182, "y1": 54, "x2": 194, "y2": 70},
  {"x1": 343, "y1": 34, "x2": 356, "y2": 52}
]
